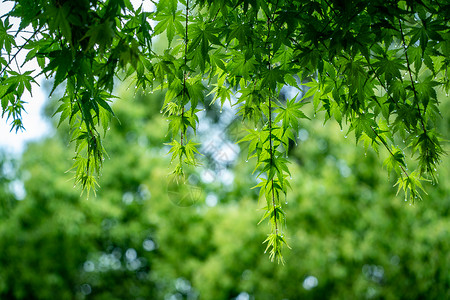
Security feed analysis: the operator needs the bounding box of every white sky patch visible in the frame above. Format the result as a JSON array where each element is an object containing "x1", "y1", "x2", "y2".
[
  {"x1": 130, "y1": 0, "x2": 156, "y2": 12},
  {"x1": 219, "y1": 169, "x2": 234, "y2": 186},
  {"x1": 205, "y1": 193, "x2": 218, "y2": 207}
]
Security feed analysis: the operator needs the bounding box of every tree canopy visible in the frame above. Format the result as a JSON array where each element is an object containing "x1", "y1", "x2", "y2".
[{"x1": 1, "y1": 0, "x2": 449, "y2": 262}]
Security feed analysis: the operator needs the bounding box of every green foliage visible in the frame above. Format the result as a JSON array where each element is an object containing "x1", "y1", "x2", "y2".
[
  {"x1": 1, "y1": 0, "x2": 449, "y2": 261},
  {"x1": 0, "y1": 90, "x2": 448, "y2": 299}
]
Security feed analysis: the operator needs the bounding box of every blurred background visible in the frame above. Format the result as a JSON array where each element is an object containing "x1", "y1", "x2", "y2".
[{"x1": 0, "y1": 73, "x2": 448, "y2": 300}]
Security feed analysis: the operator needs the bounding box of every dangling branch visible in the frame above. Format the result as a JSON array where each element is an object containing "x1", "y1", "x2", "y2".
[
  {"x1": 398, "y1": 18, "x2": 442, "y2": 182},
  {"x1": 268, "y1": 91, "x2": 278, "y2": 235},
  {"x1": 181, "y1": 0, "x2": 189, "y2": 148},
  {"x1": 264, "y1": 0, "x2": 282, "y2": 260},
  {"x1": 266, "y1": 18, "x2": 278, "y2": 236}
]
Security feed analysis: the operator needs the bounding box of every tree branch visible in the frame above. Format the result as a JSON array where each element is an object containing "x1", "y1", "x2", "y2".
[
  {"x1": 181, "y1": 0, "x2": 190, "y2": 148},
  {"x1": 398, "y1": 19, "x2": 428, "y2": 136}
]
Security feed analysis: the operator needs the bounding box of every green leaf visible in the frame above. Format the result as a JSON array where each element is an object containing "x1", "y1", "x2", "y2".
[
  {"x1": 274, "y1": 95, "x2": 309, "y2": 132},
  {"x1": 43, "y1": 48, "x2": 73, "y2": 95},
  {"x1": 47, "y1": 4, "x2": 72, "y2": 43},
  {"x1": 414, "y1": 77, "x2": 438, "y2": 110},
  {"x1": 52, "y1": 97, "x2": 71, "y2": 127},
  {"x1": 383, "y1": 147, "x2": 406, "y2": 175},
  {"x1": 82, "y1": 20, "x2": 115, "y2": 52},
  {"x1": 284, "y1": 74, "x2": 299, "y2": 89},
  {"x1": 96, "y1": 95, "x2": 116, "y2": 118},
  {"x1": 0, "y1": 18, "x2": 17, "y2": 53},
  {"x1": 373, "y1": 54, "x2": 406, "y2": 83}
]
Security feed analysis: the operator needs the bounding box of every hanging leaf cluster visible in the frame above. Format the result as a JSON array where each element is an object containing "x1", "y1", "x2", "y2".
[{"x1": 1, "y1": 0, "x2": 449, "y2": 262}]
